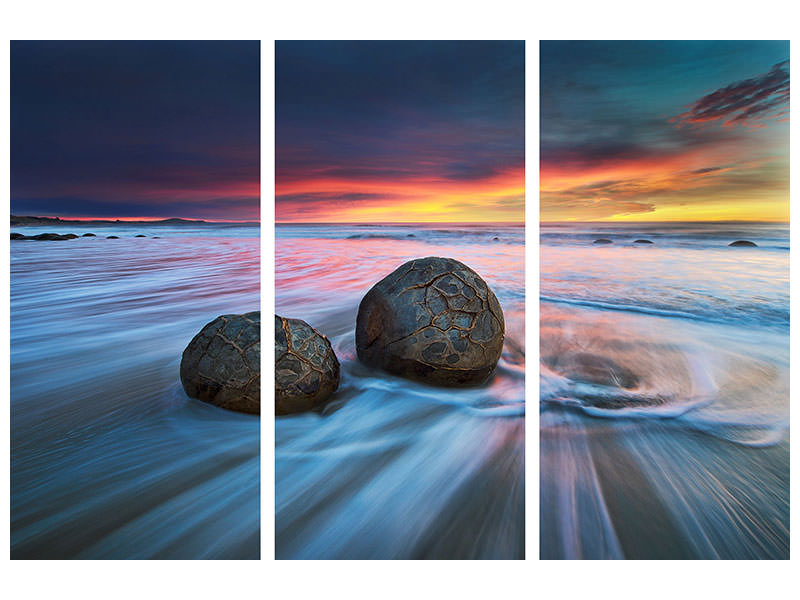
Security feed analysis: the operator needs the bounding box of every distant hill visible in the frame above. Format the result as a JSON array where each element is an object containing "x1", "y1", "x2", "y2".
[{"x1": 10, "y1": 215, "x2": 257, "y2": 226}]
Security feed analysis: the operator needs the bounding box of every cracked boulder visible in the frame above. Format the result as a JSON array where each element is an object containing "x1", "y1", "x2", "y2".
[
  {"x1": 356, "y1": 257, "x2": 504, "y2": 386},
  {"x1": 180, "y1": 312, "x2": 260, "y2": 414},
  {"x1": 275, "y1": 315, "x2": 340, "y2": 415}
]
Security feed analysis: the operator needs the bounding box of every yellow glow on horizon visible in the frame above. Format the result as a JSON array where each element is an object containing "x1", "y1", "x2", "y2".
[
  {"x1": 600, "y1": 198, "x2": 789, "y2": 222},
  {"x1": 276, "y1": 169, "x2": 525, "y2": 223}
]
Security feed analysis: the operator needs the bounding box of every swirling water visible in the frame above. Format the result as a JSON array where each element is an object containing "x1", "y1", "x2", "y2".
[
  {"x1": 10, "y1": 224, "x2": 260, "y2": 559},
  {"x1": 540, "y1": 222, "x2": 789, "y2": 559},
  {"x1": 275, "y1": 223, "x2": 525, "y2": 559}
]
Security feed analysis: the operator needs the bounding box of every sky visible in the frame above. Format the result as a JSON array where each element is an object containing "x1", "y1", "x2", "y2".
[
  {"x1": 275, "y1": 41, "x2": 525, "y2": 223},
  {"x1": 11, "y1": 41, "x2": 259, "y2": 221},
  {"x1": 541, "y1": 41, "x2": 789, "y2": 222}
]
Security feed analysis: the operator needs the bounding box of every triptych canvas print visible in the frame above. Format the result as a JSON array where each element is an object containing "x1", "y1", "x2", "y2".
[{"x1": 7, "y1": 39, "x2": 789, "y2": 561}]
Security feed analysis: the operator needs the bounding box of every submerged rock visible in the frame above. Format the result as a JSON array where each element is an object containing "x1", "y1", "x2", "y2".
[
  {"x1": 10, "y1": 233, "x2": 24, "y2": 240},
  {"x1": 180, "y1": 312, "x2": 260, "y2": 415},
  {"x1": 633, "y1": 239, "x2": 653, "y2": 244},
  {"x1": 593, "y1": 238, "x2": 613, "y2": 245},
  {"x1": 729, "y1": 240, "x2": 758, "y2": 247},
  {"x1": 135, "y1": 234, "x2": 147, "y2": 237},
  {"x1": 82, "y1": 233, "x2": 96, "y2": 237},
  {"x1": 577, "y1": 393, "x2": 668, "y2": 410},
  {"x1": 275, "y1": 315, "x2": 340, "y2": 415},
  {"x1": 356, "y1": 256, "x2": 504, "y2": 386},
  {"x1": 543, "y1": 352, "x2": 639, "y2": 389},
  {"x1": 106, "y1": 236, "x2": 119, "y2": 239}
]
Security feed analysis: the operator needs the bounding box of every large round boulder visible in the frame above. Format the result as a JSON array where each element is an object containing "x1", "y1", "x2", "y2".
[
  {"x1": 356, "y1": 257, "x2": 505, "y2": 386},
  {"x1": 180, "y1": 312, "x2": 260, "y2": 414},
  {"x1": 275, "y1": 315, "x2": 340, "y2": 415}
]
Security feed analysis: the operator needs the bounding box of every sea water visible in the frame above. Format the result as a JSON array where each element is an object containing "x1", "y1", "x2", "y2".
[
  {"x1": 540, "y1": 222, "x2": 789, "y2": 559},
  {"x1": 275, "y1": 223, "x2": 525, "y2": 559},
  {"x1": 10, "y1": 223, "x2": 260, "y2": 559}
]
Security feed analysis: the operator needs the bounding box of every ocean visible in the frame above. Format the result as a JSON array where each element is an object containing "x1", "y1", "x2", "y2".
[
  {"x1": 275, "y1": 222, "x2": 525, "y2": 559},
  {"x1": 540, "y1": 221, "x2": 789, "y2": 559},
  {"x1": 10, "y1": 222, "x2": 260, "y2": 559}
]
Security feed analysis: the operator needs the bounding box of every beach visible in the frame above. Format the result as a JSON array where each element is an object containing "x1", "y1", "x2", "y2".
[
  {"x1": 275, "y1": 222, "x2": 525, "y2": 559},
  {"x1": 540, "y1": 222, "x2": 789, "y2": 559},
  {"x1": 10, "y1": 223, "x2": 260, "y2": 559}
]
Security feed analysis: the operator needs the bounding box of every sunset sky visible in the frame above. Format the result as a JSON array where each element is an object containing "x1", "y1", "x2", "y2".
[
  {"x1": 11, "y1": 41, "x2": 259, "y2": 221},
  {"x1": 275, "y1": 41, "x2": 525, "y2": 223},
  {"x1": 541, "y1": 41, "x2": 789, "y2": 222}
]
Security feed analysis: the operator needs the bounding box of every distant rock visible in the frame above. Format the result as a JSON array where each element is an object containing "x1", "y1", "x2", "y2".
[
  {"x1": 180, "y1": 312, "x2": 260, "y2": 415},
  {"x1": 135, "y1": 234, "x2": 146, "y2": 237},
  {"x1": 493, "y1": 236, "x2": 500, "y2": 241},
  {"x1": 11, "y1": 232, "x2": 79, "y2": 241},
  {"x1": 633, "y1": 239, "x2": 653, "y2": 244},
  {"x1": 729, "y1": 240, "x2": 758, "y2": 247},
  {"x1": 82, "y1": 233, "x2": 96, "y2": 237},
  {"x1": 152, "y1": 236, "x2": 161, "y2": 239},
  {"x1": 356, "y1": 256, "x2": 504, "y2": 386},
  {"x1": 33, "y1": 233, "x2": 73, "y2": 241},
  {"x1": 407, "y1": 233, "x2": 416, "y2": 237},
  {"x1": 106, "y1": 236, "x2": 119, "y2": 239},
  {"x1": 593, "y1": 238, "x2": 613, "y2": 245},
  {"x1": 275, "y1": 315, "x2": 340, "y2": 415}
]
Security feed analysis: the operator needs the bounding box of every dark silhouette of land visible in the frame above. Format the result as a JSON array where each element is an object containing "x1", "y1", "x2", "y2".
[{"x1": 11, "y1": 215, "x2": 258, "y2": 226}]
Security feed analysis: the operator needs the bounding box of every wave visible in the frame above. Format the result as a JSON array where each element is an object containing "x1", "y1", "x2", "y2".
[
  {"x1": 275, "y1": 235, "x2": 525, "y2": 558},
  {"x1": 278, "y1": 224, "x2": 524, "y2": 245},
  {"x1": 540, "y1": 295, "x2": 789, "y2": 328},
  {"x1": 540, "y1": 302, "x2": 789, "y2": 448},
  {"x1": 11, "y1": 231, "x2": 260, "y2": 558},
  {"x1": 346, "y1": 233, "x2": 409, "y2": 239}
]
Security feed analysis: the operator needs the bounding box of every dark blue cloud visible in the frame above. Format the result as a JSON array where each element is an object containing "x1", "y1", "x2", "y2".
[
  {"x1": 11, "y1": 41, "x2": 259, "y2": 219},
  {"x1": 540, "y1": 41, "x2": 788, "y2": 168},
  {"x1": 675, "y1": 60, "x2": 789, "y2": 126},
  {"x1": 275, "y1": 41, "x2": 524, "y2": 187}
]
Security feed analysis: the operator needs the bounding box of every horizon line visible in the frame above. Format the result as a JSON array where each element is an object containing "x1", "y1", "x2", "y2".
[
  {"x1": 275, "y1": 220, "x2": 525, "y2": 225},
  {"x1": 540, "y1": 219, "x2": 789, "y2": 224}
]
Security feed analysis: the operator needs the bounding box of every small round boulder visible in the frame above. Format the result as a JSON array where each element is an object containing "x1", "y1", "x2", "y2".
[
  {"x1": 180, "y1": 312, "x2": 260, "y2": 414},
  {"x1": 275, "y1": 315, "x2": 340, "y2": 415},
  {"x1": 356, "y1": 257, "x2": 505, "y2": 386}
]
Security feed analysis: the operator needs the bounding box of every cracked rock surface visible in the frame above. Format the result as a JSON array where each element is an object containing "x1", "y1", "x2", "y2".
[
  {"x1": 275, "y1": 315, "x2": 340, "y2": 415},
  {"x1": 356, "y1": 257, "x2": 504, "y2": 386},
  {"x1": 180, "y1": 311, "x2": 260, "y2": 415}
]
